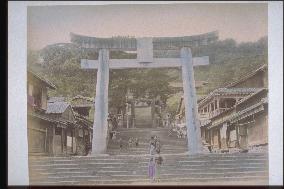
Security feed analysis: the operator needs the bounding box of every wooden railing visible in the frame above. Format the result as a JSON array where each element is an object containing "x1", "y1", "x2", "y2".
[
  {"x1": 199, "y1": 113, "x2": 209, "y2": 120},
  {"x1": 208, "y1": 108, "x2": 229, "y2": 119}
]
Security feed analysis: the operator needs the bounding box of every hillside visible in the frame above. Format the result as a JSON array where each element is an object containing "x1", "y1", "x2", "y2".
[{"x1": 28, "y1": 36, "x2": 268, "y2": 114}]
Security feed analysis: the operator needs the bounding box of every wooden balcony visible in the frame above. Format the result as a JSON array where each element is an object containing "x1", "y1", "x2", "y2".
[
  {"x1": 199, "y1": 113, "x2": 209, "y2": 120},
  {"x1": 208, "y1": 108, "x2": 230, "y2": 119}
]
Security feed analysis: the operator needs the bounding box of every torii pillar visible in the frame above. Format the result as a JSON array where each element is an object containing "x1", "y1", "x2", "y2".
[
  {"x1": 181, "y1": 47, "x2": 203, "y2": 154},
  {"x1": 82, "y1": 38, "x2": 208, "y2": 155},
  {"x1": 91, "y1": 49, "x2": 109, "y2": 155}
]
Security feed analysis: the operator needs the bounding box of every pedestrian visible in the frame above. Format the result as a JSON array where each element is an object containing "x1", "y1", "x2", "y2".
[
  {"x1": 155, "y1": 151, "x2": 163, "y2": 182},
  {"x1": 150, "y1": 142, "x2": 156, "y2": 156},
  {"x1": 128, "y1": 137, "x2": 133, "y2": 148},
  {"x1": 118, "y1": 138, "x2": 123, "y2": 152},
  {"x1": 113, "y1": 116, "x2": 118, "y2": 130},
  {"x1": 148, "y1": 157, "x2": 156, "y2": 182},
  {"x1": 155, "y1": 140, "x2": 161, "y2": 154},
  {"x1": 154, "y1": 135, "x2": 158, "y2": 147},
  {"x1": 112, "y1": 131, "x2": 117, "y2": 140},
  {"x1": 135, "y1": 137, "x2": 139, "y2": 147}
]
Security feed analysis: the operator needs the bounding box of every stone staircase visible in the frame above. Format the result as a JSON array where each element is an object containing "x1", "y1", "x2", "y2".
[
  {"x1": 107, "y1": 127, "x2": 188, "y2": 155},
  {"x1": 28, "y1": 128, "x2": 269, "y2": 185}
]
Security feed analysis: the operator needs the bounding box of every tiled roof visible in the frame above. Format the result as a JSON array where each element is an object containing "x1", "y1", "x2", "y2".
[
  {"x1": 236, "y1": 88, "x2": 268, "y2": 106},
  {"x1": 46, "y1": 101, "x2": 70, "y2": 114},
  {"x1": 72, "y1": 95, "x2": 94, "y2": 102},
  {"x1": 28, "y1": 112, "x2": 74, "y2": 128},
  {"x1": 27, "y1": 69, "x2": 56, "y2": 89},
  {"x1": 198, "y1": 88, "x2": 259, "y2": 107},
  {"x1": 225, "y1": 64, "x2": 267, "y2": 88}
]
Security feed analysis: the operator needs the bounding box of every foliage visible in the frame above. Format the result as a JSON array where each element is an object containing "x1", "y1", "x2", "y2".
[{"x1": 27, "y1": 36, "x2": 268, "y2": 114}]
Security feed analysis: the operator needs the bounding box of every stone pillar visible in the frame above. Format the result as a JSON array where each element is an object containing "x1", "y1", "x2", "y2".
[
  {"x1": 91, "y1": 49, "x2": 109, "y2": 155},
  {"x1": 180, "y1": 47, "x2": 203, "y2": 154}
]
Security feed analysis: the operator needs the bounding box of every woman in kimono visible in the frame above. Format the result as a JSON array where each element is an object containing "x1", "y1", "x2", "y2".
[{"x1": 148, "y1": 157, "x2": 156, "y2": 182}]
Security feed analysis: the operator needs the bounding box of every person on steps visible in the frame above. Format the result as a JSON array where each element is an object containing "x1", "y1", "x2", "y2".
[
  {"x1": 118, "y1": 138, "x2": 123, "y2": 152},
  {"x1": 155, "y1": 140, "x2": 161, "y2": 154},
  {"x1": 155, "y1": 151, "x2": 163, "y2": 182},
  {"x1": 135, "y1": 137, "x2": 139, "y2": 147},
  {"x1": 150, "y1": 142, "x2": 156, "y2": 156},
  {"x1": 148, "y1": 157, "x2": 156, "y2": 182}
]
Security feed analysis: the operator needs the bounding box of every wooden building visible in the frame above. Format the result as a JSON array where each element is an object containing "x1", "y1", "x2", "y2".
[
  {"x1": 46, "y1": 97, "x2": 94, "y2": 156},
  {"x1": 70, "y1": 95, "x2": 94, "y2": 155},
  {"x1": 27, "y1": 70, "x2": 57, "y2": 155},
  {"x1": 198, "y1": 88, "x2": 258, "y2": 150},
  {"x1": 225, "y1": 64, "x2": 268, "y2": 88},
  {"x1": 27, "y1": 70, "x2": 93, "y2": 156},
  {"x1": 46, "y1": 98, "x2": 78, "y2": 156},
  {"x1": 71, "y1": 95, "x2": 94, "y2": 121},
  {"x1": 199, "y1": 64, "x2": 268, "y2": 152}
]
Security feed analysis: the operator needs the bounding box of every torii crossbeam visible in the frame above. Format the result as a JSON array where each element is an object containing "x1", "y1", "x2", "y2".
[{"x1": 71, "y1": 31, "x2": 218, "y2": 155}]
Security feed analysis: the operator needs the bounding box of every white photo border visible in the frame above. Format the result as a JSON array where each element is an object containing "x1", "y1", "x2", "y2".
[{"x1": 8, "y1": 1, "x2": 283, "y2": 185}]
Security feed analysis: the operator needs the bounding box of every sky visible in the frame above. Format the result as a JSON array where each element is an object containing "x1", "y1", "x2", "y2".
[{"x1": 27, "y1": 3, "x2": 268, "y2": 50}]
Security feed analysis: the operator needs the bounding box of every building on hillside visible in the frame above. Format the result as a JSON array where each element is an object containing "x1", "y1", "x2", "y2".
[
  {"x1": 70, "y1": 95, "x2": 94, "y2": 155},
  {"x1": 27, "y1": 70, "x2": 58, "y2": 155},
  {"x1": 173, "y1": 64, "x2": 268, "y2": 152},
  {"x1": 46, "y1": 97, "x2": 93, "y2": 156},
  {"x1": 27, "y1": 70, "x2": 93, "y2": 156},
  {"x1": 199, "y1": 64, "x2": 268, "y2": 153},
  {"x1": 199, "y1": 88, "x2": 264, "y2": 151},
  {"x1": 46, "y1": 98, "x2": 78, "y2": 156},
  {"x1": 175, "y1": 95, "x2": 208, "y2": 126},
  {"x1": 73, "y1": 112, "x2": 93, "y2": 155},
  {"x1": 225, "y1": 64, "x2": 268, "y2": 88},
  {"x1": 231, "y1": 88, "x2": 268, "y2": 151},
  {"x1": 70, "y1": 95, "x2": 95, "y2": 121}
]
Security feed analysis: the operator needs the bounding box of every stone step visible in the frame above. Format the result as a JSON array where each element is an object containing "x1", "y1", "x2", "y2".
[
  {"x1": 30, "y1": 162, "x2": 267, "y2": 174},
  {"x1": 30, "y1": 156, "x2": 268, "y2": 165},
  {"x1": 29, "y1": 171, "x2": 267, "y2": 183},
  {"x1": 29, "y1": 160, "x2": 267, "y2": 170},
  {"x1": 30, "y1": 176, "x2": 268, "y2": 185},
  {"x1": 29, "y1": 159, "x2": 267, "y2": 167},
  {"x1": 30, "y1": 166, "x2": 268, "y2": 178},
  {"x1": 29, "y1": 152, "x2": 267, "y2": 159}
]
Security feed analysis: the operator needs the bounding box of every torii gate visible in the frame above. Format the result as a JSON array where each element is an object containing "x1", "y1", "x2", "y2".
[{"x1": 71, "y1": 31, "x2": 218, "y2": 155}]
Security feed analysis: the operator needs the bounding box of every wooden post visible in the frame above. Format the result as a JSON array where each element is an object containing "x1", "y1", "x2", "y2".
[
  {"x1": 126, "y1": 103, "x2": 129, "y2": 129},
  {"x1": 180, "y1": 47, "x2": 203, "y2": 154},
  {"x1": 44, "y1": 128, "x2": 47, "y2": 153},
  {"x1": 61, "y1": 127, "x2": 63, "y2": 153},
  {"x1": 52, "y1": 126, "x2": 55, "y2": 155},
  {"x1": 236, "y1": 124, "x2": 240, "y2": 148},
  {"x1": 91, "y1": 49, "x2": 109, "y2": 155},
  {"x1": 131, "y1": 101, "x2": 135, "y2": 128},
  {"x1": 217, "y1": 98, "x2": 220, "y2": 110},
  {"x1": 151, "y1": 99, "x2": 155, "y2": 128},
  {"x1": 71, "y1": 130, "x2": 74, "y2": 153}
]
